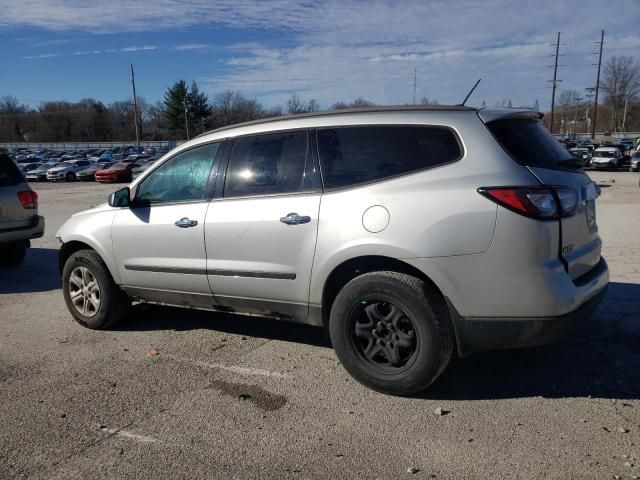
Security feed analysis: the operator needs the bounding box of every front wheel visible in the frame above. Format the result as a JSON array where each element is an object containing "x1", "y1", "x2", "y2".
[
  {"x1": 66, "y1": 172, "x2": 76, "y2": 182},
  {"x1": 329, "y1": 271, "x2": 454, "y2": 396},
  {"x1": 62, "y1": 249, "x2": 131, "y2": 329}
]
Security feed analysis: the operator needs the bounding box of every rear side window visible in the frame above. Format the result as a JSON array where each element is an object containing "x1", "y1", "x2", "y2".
[
  {"x1": 487, "y1": 118, "x2": 573, "y2": 169},
  {"x1": 224, "y1": 131, "x2": 312, "y2": 198},
  {"x1": 0, "y1": 154, "x2": 24, "y2": 187},
  {"x1": 317, "y1": 126, "x2": 462, "y2": 189}
]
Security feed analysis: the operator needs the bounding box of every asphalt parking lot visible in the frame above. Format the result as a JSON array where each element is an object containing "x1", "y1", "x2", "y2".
[{"x1": 1, "y1": 172, "x2": 639, "y2": 479}]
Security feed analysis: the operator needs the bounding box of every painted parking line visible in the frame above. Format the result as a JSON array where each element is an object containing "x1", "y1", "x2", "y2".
[
  {"x1": 99, "y1": 425, "x2": 157, "y2": 443},
  {"x1": 162, "y1": 353, "x2": 292, "y2": 379}
]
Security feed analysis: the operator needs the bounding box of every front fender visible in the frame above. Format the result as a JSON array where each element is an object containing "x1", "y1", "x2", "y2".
[{"x1": 56, "y1": 209, "x2": 120, "y2": 283}]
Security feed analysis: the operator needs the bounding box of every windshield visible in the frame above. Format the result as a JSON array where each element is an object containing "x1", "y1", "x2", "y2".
[
  {"x1": 57, "y1": 161, "x2": 72, "y2": 167},
  {"x1": 486, "y1": 118, "x2": 574, "y2": 170},
  {"x1": 110, "y1": 163, "x2": 127, "y2": 170},
  {"x1": 594, "y1": 151, "x2": 615, "y2": 158}
]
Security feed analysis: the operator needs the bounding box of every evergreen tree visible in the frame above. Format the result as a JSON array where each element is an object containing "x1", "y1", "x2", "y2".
[
  {"x1": 163, "y1": 80, "x2": 188, "y2": 137},
  {"x1": 187, "y1": 81, "x2": 212, "y2": 128},
  {"x1": 533, "y1": 99, "x2": 539, "y2": 111}
]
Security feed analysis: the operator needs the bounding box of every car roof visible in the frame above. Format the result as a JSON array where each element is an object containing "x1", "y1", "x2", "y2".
[{"x1": 595, "y1": 147, "x2": 618, "y2": 151}]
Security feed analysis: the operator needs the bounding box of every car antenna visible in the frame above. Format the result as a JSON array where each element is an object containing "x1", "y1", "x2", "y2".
[{"x1": 459, "y1": 78, "x2": 481, "y2": 106}]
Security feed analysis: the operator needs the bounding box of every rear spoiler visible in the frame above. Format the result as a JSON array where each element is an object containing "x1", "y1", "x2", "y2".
[{"x1": 477, "y1": 109, "x2": 544, "y2": 123}]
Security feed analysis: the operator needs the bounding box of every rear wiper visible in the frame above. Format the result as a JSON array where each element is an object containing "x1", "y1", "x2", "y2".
[{"x1": 557, "y1": 158, "x2": 585, "y2": 169}]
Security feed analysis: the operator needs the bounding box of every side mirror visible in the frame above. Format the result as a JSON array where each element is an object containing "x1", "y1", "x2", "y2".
[{"x1": 108, "y1": 187, "x2": 131, "y2": 208}]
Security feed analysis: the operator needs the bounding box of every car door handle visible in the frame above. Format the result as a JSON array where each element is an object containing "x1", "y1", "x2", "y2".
[
  {"x1": 280, "y1": 213, "x2": 311, "y2": 225},
  {"x1": 175, "y1": 217, "x2": 198, "y2": 228}
]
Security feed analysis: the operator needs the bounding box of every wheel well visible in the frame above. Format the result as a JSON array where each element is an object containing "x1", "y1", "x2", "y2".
[
  {"x1": 321, "y1": 255, "x2": 445, "y2": 328},
  {"x1": 58, "y1": 241, "x2": 93, "y2": 274}
]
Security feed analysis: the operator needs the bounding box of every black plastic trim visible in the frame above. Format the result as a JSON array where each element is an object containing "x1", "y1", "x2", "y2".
[
  {"x1": 124, "y1": 265, "x2": 207, "y2": 275},
  {"x1": 208, "y1": 269, "x2": 296, "y2": 280},
  {"x1": 446, "y1": 286, "x2": 608, "y2": 358}
]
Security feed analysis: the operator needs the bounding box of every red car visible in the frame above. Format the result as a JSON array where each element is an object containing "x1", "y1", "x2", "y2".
[{"x1": 95, "y1": 162, "x2": 135, "y2": 183}]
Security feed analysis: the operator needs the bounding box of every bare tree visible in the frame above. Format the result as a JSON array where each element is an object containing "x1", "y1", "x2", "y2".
[
  {"x1": 601, "y1": 56, "x2": 640, "y2": 130},
  {"x1": 419, "y1": 97, "x2": 439, "y2": 105},
  {"x1": 557, "y1": 90, "x2": 582, "y2": 107},
  {"x1": 286, "y1": 94, "x2": 306, "y2": 114},
  {"x1": 286, "y1": 94, "x2": 320, "y2": 114}
]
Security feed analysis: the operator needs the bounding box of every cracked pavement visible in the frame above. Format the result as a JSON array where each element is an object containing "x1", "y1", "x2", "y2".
[{"x1": 1, "y1": 171, "x2": 639, "y2": 479}]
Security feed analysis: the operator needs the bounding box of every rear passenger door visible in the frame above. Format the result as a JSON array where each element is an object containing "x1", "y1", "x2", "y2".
[{"x1": 205, "y1": 130, "x2": 321, "y2": 319}]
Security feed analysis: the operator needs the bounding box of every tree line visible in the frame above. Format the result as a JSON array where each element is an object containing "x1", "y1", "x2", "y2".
[
  {"x1": 1, "y1": 55, "x2": 639, "y2": 143},
  {"x1": 0, "y1": 81, "x2": 379, "y2": 143}
]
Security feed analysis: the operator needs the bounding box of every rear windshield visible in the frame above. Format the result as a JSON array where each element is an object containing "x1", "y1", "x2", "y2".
[
  {"x1": 487, "y1": 118, "x2": 574, "y2": 169},
  {"x1": 0, "y1": 154, "x2": 24, "y2": 186}
]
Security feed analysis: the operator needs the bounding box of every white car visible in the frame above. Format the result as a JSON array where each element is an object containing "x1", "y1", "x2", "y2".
[
  {"x1": 631, "y1": 151, "x2": 640, "y2": 172},
  {"x1": 590, "y1": 147, "x2": 622, "y2": 170},
  {"x1": 46, "y1": 160, "x2": 93, "y2": 182}
]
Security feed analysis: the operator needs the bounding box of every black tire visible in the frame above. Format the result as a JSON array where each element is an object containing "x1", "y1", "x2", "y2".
[
  {"x1": 62, "y1": 249, "x2": 131, "y2": 329},
  {"x1": 0, "y1": 241, "x2": 28, "y2": 267},
  {"x1": 329, "y1": 271, "x2": 454, "y2": 396},
  {"x1": 66, "y1": 172, "x2": 76, "y2": 182}
]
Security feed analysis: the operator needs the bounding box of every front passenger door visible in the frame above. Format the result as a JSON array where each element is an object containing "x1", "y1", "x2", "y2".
[{"x1": 112, "y1": 142, "x2": 221, "y2": 306}]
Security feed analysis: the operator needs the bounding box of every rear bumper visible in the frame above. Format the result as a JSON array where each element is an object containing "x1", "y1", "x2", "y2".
[
  {"x1": 448, "y1": 258, "x2": 608, "y2": 357},
  {"x1": 0, "y1": 215, "x2": 45, "y2": 244}
]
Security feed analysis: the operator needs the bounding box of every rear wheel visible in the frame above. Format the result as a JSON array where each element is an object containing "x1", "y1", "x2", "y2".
[
  {"x1": 329, "y1": 271, "x2": 454, "y2": 396},
  {"x1": 62, "y1": 249, "x2": 130, "y2": 329},
  {"x1": 0, "y1": 241, "x2": 28, "y2": 267}
]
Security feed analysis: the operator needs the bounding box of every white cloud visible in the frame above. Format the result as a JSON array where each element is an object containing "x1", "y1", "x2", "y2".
[
  {"x1": 121, "y1": 45, "x2": 156, "y2": 52},
  {"x1": 3, "y1": 0, "x2": 640, "y2": 109},
  {"x1": 173, "y1": 43, "x2": 212, "y2": 51},
  {"x1": 22, "y1": 53, "x2": 58, "y2": 59}
]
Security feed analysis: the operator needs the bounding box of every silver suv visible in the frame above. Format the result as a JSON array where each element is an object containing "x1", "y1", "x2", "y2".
[
  {"x1": 56, "y1": 107, "x2": 609, "y2": 395},
  {"x1": 0, "y1": 153, "x2": 45, "y2": 266}
]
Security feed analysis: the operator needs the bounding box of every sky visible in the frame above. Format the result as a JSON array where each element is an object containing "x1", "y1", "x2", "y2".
[{"x1": 0, "y1": 0, "x2": 639, "y2": 111}]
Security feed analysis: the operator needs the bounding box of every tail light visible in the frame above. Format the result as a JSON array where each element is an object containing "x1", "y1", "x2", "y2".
[
  {"x1": 17, "y1": 191, "x2": 38, "y2": 209},
  {"x1": 478, "y1": 186, "x2": 577, "y2": 220}
]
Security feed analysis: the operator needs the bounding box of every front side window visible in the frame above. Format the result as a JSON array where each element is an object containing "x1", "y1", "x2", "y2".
[
  {"x1": 224, "y1": 131, "x2": 311, "y2": 198},
  {"x1": 317, "y1": 125, "x2": 462, "y2": 189},
  {"x1": 136, "y1": 142, "x2": 219, "y2": 205}
]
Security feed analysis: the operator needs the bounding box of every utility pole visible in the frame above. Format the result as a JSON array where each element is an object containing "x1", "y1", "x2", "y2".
[
  {"x1": 622, "y1": 97, "x2": 628, "y2": 133},
  {"x1": 548, "y1": 32, "x2": 563, "y2": 134},
  {"x1": 183, "y1": 96, "x2": 190, "y2": 140},
  {"x1": 130, "y1": 64, "x2": 140, "y2": 147},
  {"x1": 412, "y1": 68, "x2": 417, "y2": 105},
  {"x1": 591, "y1": 30, "x2": 604, "y2": 140}
]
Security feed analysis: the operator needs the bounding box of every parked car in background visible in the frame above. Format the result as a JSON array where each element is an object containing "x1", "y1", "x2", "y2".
[
  {"x1": 57, "y1": 106, "x2": 608, "y2": 395},
  {"x1": 95, "y1": 162, "x2": 135, "y2": 183},
  {"x1": 631, "y1": 150, "x2": 640, "y2": 172},
  {"x1": 590, "y1": 147, "x2": 622, "y2": 170},
  {"x1": 0, "y1": 153, "x2": 44, "y2": 266},
  {"x1": 26, "y1": 162, "x2": 61, "y2": 182},
  {"x1": 19, "y1": 162, "x2": 45, "y2": 174},
  {"x1": 569, "y1": 148, "x2": 590, "y2": 166},
  {"x1": 77, "y1": 162, "x2": 114, "y2": 181},
  {"x1": 99, "y1": 152, "x2": 125, "y2": 162},
  {"x1": 131, "y1": 159, "x2": 158, "y2": 180},
  {"x1": 47, "y1": 159, "x2": 93, "y2": 182}
]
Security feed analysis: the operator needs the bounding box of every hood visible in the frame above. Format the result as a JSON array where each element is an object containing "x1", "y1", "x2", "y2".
[
  {"x1": 48, "y1": 166, "x2": 68, "y2": 173},
  {"x1": 71, "y1": 202, "x2": 112, "y2": 217}
]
